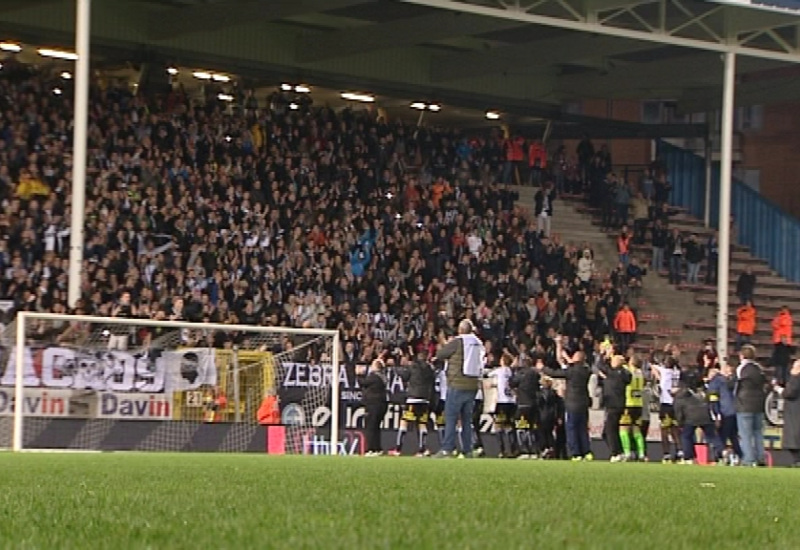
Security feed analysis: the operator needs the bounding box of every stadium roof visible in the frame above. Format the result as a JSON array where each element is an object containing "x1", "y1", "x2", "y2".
[{"x1": 2, "y1": 0, "x2": 800, "y2": 128}]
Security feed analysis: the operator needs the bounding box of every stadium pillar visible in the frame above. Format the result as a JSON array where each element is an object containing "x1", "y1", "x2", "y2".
[
  {"x1": 68, "y1": 0, "x2": 91, "y2": 308},
  {"x1": 703, "y1": 125, "x2": 711, "y2": 228},
  {"x1": 716, "y1": 51, "x2": 736, "y2": 362}
]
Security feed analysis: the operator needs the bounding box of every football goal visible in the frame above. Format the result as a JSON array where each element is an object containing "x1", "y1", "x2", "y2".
[{"x1": 0, "y1": 312, "x2": 341, "y2": 455}]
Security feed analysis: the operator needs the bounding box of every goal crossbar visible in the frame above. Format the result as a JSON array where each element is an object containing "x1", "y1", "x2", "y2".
[{"x1": 11, "y1": 312, "x2": 341, "y2": 454}]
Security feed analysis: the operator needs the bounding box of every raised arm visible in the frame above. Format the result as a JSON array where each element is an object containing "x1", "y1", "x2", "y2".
[{"x1": 435, "y1": 338, "x2": 460, "y2": 362}]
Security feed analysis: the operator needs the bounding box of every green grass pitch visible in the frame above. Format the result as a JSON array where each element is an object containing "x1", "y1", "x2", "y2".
[{"x1": 0, "y1": 453, "x2": 795, "y2": 549}]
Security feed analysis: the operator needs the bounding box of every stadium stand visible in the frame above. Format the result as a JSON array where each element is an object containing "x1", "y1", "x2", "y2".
[
  {"x1": 0, "y1": 65, "x2": 652, "y2": 375},
  {"x1": 1, "y1": 61, "x2": 795, "y2": 397},
  {"x1": 565, "y1": 164, "x2": 800, "y2": 367}
]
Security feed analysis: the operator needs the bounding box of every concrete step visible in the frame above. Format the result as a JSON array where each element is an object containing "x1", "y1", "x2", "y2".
[
  {"x1": 649, "y1": 272, "x2": 795, "y2": 291},
  {"x1": 555, "y1": 192, "x2": 797, "y2": 358},
  {"x1": 639, "y1": 324, "x2": 777, "y2": 345},
  {"x1": 691, "y1": 285, "x2": 800, "y2": 302},
  {"x1": 685, "y1": 320, "x2": 776, "y2": 339},
  {"x1": 569, "y1": 205, "x2": 752, "y2": 254},
  {"x1": 623, "y1": 243, "x2": 768, "y2": 266},
  {"x1": 695, "y1": 296, "x2": 794, "y2": 314}
]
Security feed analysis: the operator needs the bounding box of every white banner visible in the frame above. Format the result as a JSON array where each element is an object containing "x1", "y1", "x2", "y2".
[
  {"x1": 2, "y1": 347, "x2": 217, "y2": 393},
  {"x1": 0, "y1": 387, "x2": 72, "y2": 417},
  {"x1": 96, "y1": 392, "x2": 173, "y2": 421}
]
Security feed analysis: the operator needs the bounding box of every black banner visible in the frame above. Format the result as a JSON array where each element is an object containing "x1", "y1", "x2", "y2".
[
  {"x1": 277, "y1": 362, "x2": 418, "y2": 404},
  {"x1": 14, "y1": 418, "x2": 794, "y2": 466}
]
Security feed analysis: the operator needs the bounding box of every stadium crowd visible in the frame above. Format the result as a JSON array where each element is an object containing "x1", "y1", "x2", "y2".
[
  {"x1": 0, "y1": 65, "x2": 793, "y2": 465},
  {"x1": 0, "y1": 66, "x2": 642, "y2": 363}
]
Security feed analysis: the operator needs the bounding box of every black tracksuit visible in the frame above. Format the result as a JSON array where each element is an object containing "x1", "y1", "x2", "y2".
[
  {"x1": 600, "y1": 365, "x2": 631, "y2": 456},
  {"x1": 510, "y1": 367, "x2": 541, "y2": 454},
  {"x1": 538, "y1": 386, "x2": 561, "y2": 452},
  {"x1": 359, "y1": 370, "x2": 388, "y2": 453},
  {"x1": 511, "y1": 367, "x2": 541, "y2": 410},
  {"x1": 543, "y1": 363, "x2": 593, "y2": 457},
  {"x1": 674, "y1": 388, "x2": 723, "y2": 461},
  {"x1": 400, "y1": 361, "x2": 436, "y2": 402}
]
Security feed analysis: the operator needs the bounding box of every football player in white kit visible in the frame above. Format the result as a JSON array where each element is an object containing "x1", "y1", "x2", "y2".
[
  {"x1": 652, "y1": 352, "x2": 684, "y2": 463},
  {"x1": 489, "y1": 352, "x2": 518, "y2": 458}
]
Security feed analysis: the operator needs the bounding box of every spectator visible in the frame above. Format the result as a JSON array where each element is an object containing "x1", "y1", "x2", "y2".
[
  {"x1": 534, "y1": 181, "x2": 555, "y2": 237},
  {"x1": 596, "y1": 144, "x2": 612, "y2": 174},
  {"x1": 577, "y1": 249, "x2": 595, "y2": 286},
  {"x1": 776, "y1": 359, "x2": 800, "y2": 467},
  {"x1": 651, "y1": 219, "x2": 667, "y2": 273},
  {"x1": 625, "y1": 258, "x2": 646, "y2": 302},
  {"x1": 502, "y1": 134, "x2": 525, "y2": 185},
  {"x1": 630, "y1": 191, "x2": 650, "y2": 245},
  {"x1": 653, "y1": 172, "x2": 672, "y2": 208},
  {"x1": 109, "y1": 290, "x2": 136, "y2": 350},
  {"x1": 736, "y1": 300, "x2": 757, "y2": 351},
  {"x1": 705, "y1": 231, "x2": 719, "y2": 285},
  {"x1": 600, "y1": 173, "x2": 616, "y2": 232},
  {"x1": 15, "y1": 167, "x2": 50, "y2": 201},
  {"x1": 594, "y1": 305, "x2": 614, "y2": 342},
  {"x1": 613, "y1": 303, "x2": 637, "y2": 351},
  {"x1": 576, "y1": 134, "x2": 594, "y2": 184},
  {"x1": 771, "y1": 306, "x2": 794, "y2": 386},
  {"x1": 666, "y1": 229, "x2": 684, "y2": 286},
  {"x1": 684, "y1": 234, "x2": 704, "y2": 286},
  {"x1": 551, "y1": 146, "x2": 566, "y2": 194},
  {"x1": 736, "y1": 266, "x2": 757, "y2": 305},
  {"x1": 614, "y1": 179, "x2": 631, "y2": 228},
  {"x1": 528, "y1": 140, "x2": 546, "y2": 187},
  {"x1": 616, "y1": 227, "x2": 631, "y2": 267},
  {"x1": 731, "y1": 345, "x2": 767, "y2": 467},
  {"x1": 639, "y1": 167, "x2": 654, "y2": 201},
  {"x1": 652, "y1": 201, "x2": 675, "y2": 228}
]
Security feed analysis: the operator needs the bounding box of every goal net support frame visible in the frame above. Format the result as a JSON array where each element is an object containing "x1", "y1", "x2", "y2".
[{"x1": 10, "y1": 312, "x2": 341, "y2": 454}]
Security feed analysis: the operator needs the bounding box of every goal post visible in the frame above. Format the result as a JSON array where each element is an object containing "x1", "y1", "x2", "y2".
[{"x1": 5, "y1": 312, "x2": 341, "y2": 455}]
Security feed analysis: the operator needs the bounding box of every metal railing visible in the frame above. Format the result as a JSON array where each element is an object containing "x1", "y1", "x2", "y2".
[{"x1": 657, "y1": 140, "x2": 800, "y2": 283}]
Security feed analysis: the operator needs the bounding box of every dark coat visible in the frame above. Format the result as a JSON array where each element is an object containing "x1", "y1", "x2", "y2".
[
  {"x1": 400, "y1": 361, "x2": 436, "y2": 401},
  {"x1": 510, "y1": 367, "x2": 541, "y2": 408},
  {"x1": 359, "y1": 371, "x2": 387, "y2": 406},
  {"x1": 599, "y1": 365, "x2": 631, "y2": 410},
  {"x1": 674, "y1": 389, "x2": 713, "y2": 427},
  {"x1": 543, "y1": 363, "x2": 592, "y2": 414},
  {"x1": 729, "y1": 361, "x2": 767, "y2": 414},
  {"x1": 782, "y1": 374, "x2": 800, "y2": 451},
  {"x1": 534, "y1": 189, "x2": 555, "y2": 217}
]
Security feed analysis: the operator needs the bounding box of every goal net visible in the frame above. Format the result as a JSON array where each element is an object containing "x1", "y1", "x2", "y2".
[{"x1": 0, "y1": 312, "x2": 341, "y2": 455}]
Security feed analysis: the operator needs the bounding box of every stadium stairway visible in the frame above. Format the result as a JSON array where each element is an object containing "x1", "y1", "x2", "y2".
[
  {"x1": 512, "y1": 186, "x2": 710, "y2": 359},
  {"x1": 565, "y1": 196, "x2": 800, "y2": 364}
]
